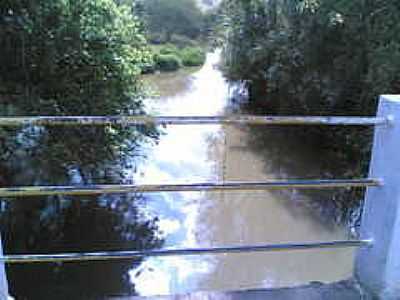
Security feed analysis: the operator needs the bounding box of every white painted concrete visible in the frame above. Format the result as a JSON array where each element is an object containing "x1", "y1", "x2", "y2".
[
  {"x1": 0, "y1": 238, "x2": 10, "y2": 300},
  {"x1": 355, "y1": 95, "x2": 400, "y2": 298}
]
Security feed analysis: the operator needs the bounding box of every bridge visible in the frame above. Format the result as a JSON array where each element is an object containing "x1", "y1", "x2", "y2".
[{"x1": 0, "y1": 95, "x2": 399, "y2": 299}]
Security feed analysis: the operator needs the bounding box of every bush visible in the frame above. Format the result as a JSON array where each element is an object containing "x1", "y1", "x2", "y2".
[
  {"x1": 154, "y1": 53, "x2": 182, "y2": 71},
  {"x1": 148, "y1": 44, "x2": 206, "y2": 72},
  {"x1": 170, "y1": 34, "x2": 199, "y2": 48},
  {"x1": 181, "y1": 47, "x2": 206, "y2": 67},
  {"x1": 158, "y1": 44, "x2": 180, "y2": 56}
]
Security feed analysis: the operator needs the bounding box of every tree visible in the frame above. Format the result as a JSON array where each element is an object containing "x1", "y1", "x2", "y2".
[
  {"x1": 220, "y1": 0, "x2": 400, "y2": 222},
  {"x1": 0, "y1": 0, "x2": 158, "y2": 178},
  {"x1": 142, "y1": 0, "x2": 205, "y2": 42},
  {"x1": 0, "y1": 0, "x2": 163, "y2": 298}
]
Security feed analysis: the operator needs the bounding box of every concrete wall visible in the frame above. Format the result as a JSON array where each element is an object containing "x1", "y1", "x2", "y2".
[
  {"x1": 0, "y1": 238, "x2": 10, "y2": 299},
  {"x1": 355, "y1": 95, "x2": 400, "y2": 299},
  {"x1": 114, "y1": 281, "x2": 362, "y2": 300}
]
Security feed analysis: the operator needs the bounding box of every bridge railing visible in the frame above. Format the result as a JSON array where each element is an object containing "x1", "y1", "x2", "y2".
[{"x1": 0, "y1": 95, "x2": 399, "y2": 298}]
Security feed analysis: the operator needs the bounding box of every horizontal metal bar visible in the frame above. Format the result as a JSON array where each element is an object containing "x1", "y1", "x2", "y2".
[
  {"x1": 2, "y1": 240, "x2": 371, "y2": 264},
  {"x1": 0, "y1": 116, "x2": 388, "y2": 126},
  {"x1": 0, "y1": 179, "x2": 381, "y2": 198}
]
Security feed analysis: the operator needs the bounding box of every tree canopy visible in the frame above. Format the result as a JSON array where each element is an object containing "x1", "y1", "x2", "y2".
[
  {"x1": 141, "y1": 0, "x2": 205, "y2": 43},
  {"x1": 0, "y1": 0, "x2": 162, "y2": 298},
  {"x1": 220, "y1": 0, "x2": 400, "y2": 221}
]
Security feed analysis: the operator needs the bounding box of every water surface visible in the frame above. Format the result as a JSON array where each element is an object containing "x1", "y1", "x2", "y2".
[{"x1": 131, "y1": 52, "x2": 353, "y2": 296}]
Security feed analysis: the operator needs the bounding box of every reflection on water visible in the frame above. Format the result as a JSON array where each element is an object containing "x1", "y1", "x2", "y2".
[
  {"x1": 132, "y1": 51, "x2": 353, "y2": 296},
  {"x1": 143, "y1": 67, "x2": 201, "y2": 98}
]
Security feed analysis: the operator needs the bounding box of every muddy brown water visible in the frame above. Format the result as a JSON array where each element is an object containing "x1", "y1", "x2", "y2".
[{"x1": 131, "y1": 51, "x2": 354, "y2": 296}]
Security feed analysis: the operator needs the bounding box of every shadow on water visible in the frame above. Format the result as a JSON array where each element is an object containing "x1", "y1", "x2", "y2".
[
  {"x1": 0, "y1": 127, "x2": 164, "y2": 299},
  {"x1": 245, "y1": 126, "x2": 367, "y2": 225},
  {"x1": 230, "y1": 98, "x2": 370, "y2": 227},
  {"x1": 2, "y1": 194, "x2": 162, "y2": 300}
]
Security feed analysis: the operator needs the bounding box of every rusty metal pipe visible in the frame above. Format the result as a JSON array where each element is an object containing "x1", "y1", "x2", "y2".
[{"x1": 0, "y1": 179, "x2": 381, "y2": 198}]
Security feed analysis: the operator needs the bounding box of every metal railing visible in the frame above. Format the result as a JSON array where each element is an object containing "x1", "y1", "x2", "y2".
[
  {"x1": 0, "y1": 114, "x2": 384, "y2": 263},
  {"x1": 0, "y1": 115, "x2": 389, "y2": 126},
  {"x1": 0, "y1": 179, "x2": 381, "y2": 198},
  {"x1": 2, "y1": 240, "x2": 372, "y2": 264}
]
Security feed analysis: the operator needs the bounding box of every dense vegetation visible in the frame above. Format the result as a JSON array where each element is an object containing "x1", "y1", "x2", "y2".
[
  {"x1": 149, "y1": 44, "x2": 207, "y2": 72},
  {"x1": 220, "y1": 0, "x2": 400, "y2": 223},
  {"x1": 0, "y1": 0, "x2": 162, "y2": 298},
  {"x1": 142, "y1": 0, "x2": 204, "y2": 43},
  {"x1": 3, "y1": 0, "x2": 398, "y2": 297},
  {"x1": 139, "y1": 0, "x2": 208, "y2": 72}
]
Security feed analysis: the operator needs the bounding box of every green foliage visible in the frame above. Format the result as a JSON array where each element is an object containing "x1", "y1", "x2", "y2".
[
  {"x1": 138, "y1": 0, "x2": 211, "y2": 72},
  {"x1": 220, "y1": 0, "x2": 400, "y2": 222},
  {"x1": 154, "y1": 53, "x2": 183, "y2": 72},
  {"x1": 181, "y1": 47, "x2": 207, "y2": 67},
  {"x1": 141, "y1": 0, "x2": 205, "y2": 43},
  {"x1": 149, "y1": 44, "x2": 206, "y2": 71},
  {"x1": 158, "y1": 44, "x2": 180, "y2": 56},
  {"x1": 0, "y1": 0, "x2": 158, "y2": 178},
  {"x1": 169, "y1": 34, "x2": 199, "y2": 48},
  {"x1": 0, "y1": 0, "x2": 162, "y2": 297},
  {"x1": 1, "y1": 0, "x2": 153, "y2": 115},
  {"x1": 0, "y1": 0, "x2": 161, "y2": 188}
]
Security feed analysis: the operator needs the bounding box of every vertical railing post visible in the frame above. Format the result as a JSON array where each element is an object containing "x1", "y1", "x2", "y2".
[
  {"x1": 355, "y1": 95, "x2": 400, "y2": 298},
  {"x1": 0, "y1": 237, "x2": 10, "y2": 299}
]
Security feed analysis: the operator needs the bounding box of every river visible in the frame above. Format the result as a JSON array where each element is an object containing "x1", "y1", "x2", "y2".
[{"x1": 131, "y1": 51, "x2": 354, "y2": 296}]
